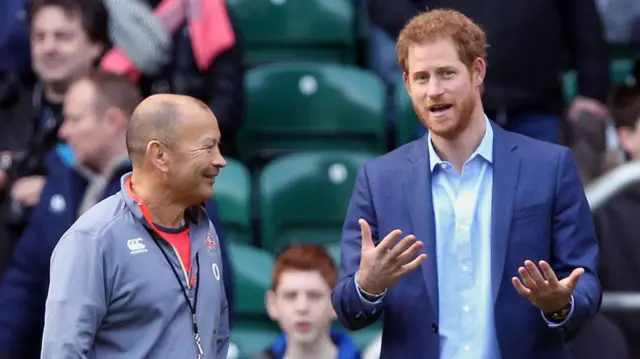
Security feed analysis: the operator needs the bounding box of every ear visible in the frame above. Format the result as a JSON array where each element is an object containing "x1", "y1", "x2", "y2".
[
  {"x1": 403, "y1": 71, "x2": 411, "y2": 96},
  {"x1": 265, "y1": 290, "x2": 279, "y2": 320},
  {"x1": 146, "y1": 140, "x2": 170, "y2": 173},
  {"x1": 471, "y1": 57, "x2": 486, "y2": 88},
  {"x1": 618, "y1": 127, "x2": 634, "y2": 154},
  {"x1": 329, "y1": 303, "x2": 337, "y2": 320},
  {"x1": 89, "y1": 42, "x2": 105, "y2": 63}
]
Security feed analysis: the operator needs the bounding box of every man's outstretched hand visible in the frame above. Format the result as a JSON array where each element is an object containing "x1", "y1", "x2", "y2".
[
  {"x1": 357, "y1": 219, "x2": 427, "y2": 295},
  {"x1": 512, "y1": 260, "x2": 583, "y2": 314}
]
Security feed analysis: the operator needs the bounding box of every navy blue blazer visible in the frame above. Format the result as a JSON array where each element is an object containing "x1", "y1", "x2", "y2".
[{"x1": 331, "y1": 122, "x2": 601, "y2": 359}]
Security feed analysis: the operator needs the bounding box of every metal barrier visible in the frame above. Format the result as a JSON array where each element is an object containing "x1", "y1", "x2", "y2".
[
  {"x1": 602, "y1": 293, "x2": 640, "y2": 311},
  {"x1": 585, "y1": 161, "x2": 640, "y2": 211},
  {"x1": 585, "y1": 161, "x2": 640, "y2": 311}
]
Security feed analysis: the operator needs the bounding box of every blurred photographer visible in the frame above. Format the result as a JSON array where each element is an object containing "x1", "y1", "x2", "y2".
[{"x1": 0, "y1": 0, "x2": 108, "y2": 276}]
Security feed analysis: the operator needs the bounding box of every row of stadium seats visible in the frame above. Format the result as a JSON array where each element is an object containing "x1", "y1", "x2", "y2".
[
  {"x1": 226, "y1": 0, "x2": 364, "y2": 67},
  {"x1": 216, "y1": 151, "x2": 371, "y2": 253},
  {"x1": 216, "y1": 151, "x2": 381, "y2": 357},
  {"x1": 237, "y1": 58, "x2": 637, "y2": 170}
]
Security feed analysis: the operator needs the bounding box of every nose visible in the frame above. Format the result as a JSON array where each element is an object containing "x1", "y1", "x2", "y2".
[
  {"x1": 39, "y1": 35, "x2": 59, "y2": 55},
  {"x1": 426, "y1": 77, "x2": 445, "y2": 98},
  {"x1": 293, "y1": 295, "x2": 310, "y2": 313},
  {"x1": 212, "y1": 147, "x2": 227, "y2": 168},
  {"x1": 58, "y1": 120, "x2": 69, "y2": 140}
]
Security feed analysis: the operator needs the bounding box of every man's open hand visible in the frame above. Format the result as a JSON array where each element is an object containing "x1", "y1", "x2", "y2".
[
  {"x1": 512, "y1": 260, "x2": 583, "y2": 314},
  {"x1": 357, "y1": 219, "x2": 427, "y2": 295}
]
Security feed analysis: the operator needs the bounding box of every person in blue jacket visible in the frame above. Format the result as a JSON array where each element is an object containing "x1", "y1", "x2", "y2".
[
  {"x1": 0, "y1": 71, "x2": 234, "y2": 359},
  {"x1": 254, "y1": 244, "x2": 360, "y2": 359}
]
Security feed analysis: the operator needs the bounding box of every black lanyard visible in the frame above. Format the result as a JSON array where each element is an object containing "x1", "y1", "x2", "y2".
[{"x1": 146, "y1": 227, "x2": 204, "y2": 359}]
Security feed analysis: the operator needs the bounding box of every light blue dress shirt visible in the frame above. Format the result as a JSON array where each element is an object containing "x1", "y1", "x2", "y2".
[
  {"x1": 429, "y1": 118, "x2": 497, "y2": 359},
  {"x1": 355, "y1": 117, "x2": 574, "y2": 359}
]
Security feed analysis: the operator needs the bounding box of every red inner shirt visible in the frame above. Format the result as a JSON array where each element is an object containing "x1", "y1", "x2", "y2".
[{"x1": 126, "y1": 177, "x2": 194, "y2": 287}]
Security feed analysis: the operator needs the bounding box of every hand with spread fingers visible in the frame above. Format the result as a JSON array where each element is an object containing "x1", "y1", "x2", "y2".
[
  {"x1": 356, "y1": 219, "x2": 427, "y2": 295},
  {"x1": 512, "y1": 260, "x2": 584, "y2": 314}
]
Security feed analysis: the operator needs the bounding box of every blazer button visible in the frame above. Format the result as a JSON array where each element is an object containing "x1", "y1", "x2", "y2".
[{"x1": 432, "y1": 323, "x2": 439, "y2": 333}]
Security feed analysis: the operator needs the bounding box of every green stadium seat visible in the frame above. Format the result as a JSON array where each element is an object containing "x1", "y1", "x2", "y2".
[
  {"x1": 259, "y1": 151, "x2": 374, "y2": 254},
  {"x1": 229, "y1": 242, "x2": 274, "y2": 316},
  {"x1": 611, "y1": 58, "x2": 636, "y2": 86},
  {"x1": 225, "y1": 0, "x2": 356, "y2": 66},
  {"x1": 213, "y1": 158, "x2": 252, "y2": 245},
  {"x1": 326, "y1": 242, "x2": 342, "y2": 267},
  {"x1": 240, "y1": 63, "x2": 387, "y2": 165},
  {"x1": 394, "y1": 78, "x2": 420, "y2": 147},
  {"x1": 231, "y1": 321, "x2": 280, "y2": 359},
  {"x1": 349, "y1": 327, "x2": 382, "y2": 352},
  {"x1": 564, "y1": 44, "x2": 640, "y2": 105}
]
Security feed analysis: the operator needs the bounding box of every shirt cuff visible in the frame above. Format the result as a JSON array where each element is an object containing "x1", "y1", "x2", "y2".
[
  {"x1": 354, "y1": 271, "x2": 386, "y2": 305},
  {"x1": 542, "y1": 295, "x2": 575, "y2": 328}
]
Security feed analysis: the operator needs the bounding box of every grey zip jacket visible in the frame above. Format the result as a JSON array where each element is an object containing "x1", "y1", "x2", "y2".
[{"x1": 41, "y1": 173, "x2": 229, "y2": 359}]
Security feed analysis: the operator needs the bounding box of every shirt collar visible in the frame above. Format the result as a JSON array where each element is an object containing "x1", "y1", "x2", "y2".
[{"x1": 428, "y1": 116, "x2": 494, "y2": 172}]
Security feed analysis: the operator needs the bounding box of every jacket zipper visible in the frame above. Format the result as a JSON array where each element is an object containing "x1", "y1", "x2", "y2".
[{"x1": 166, "y1": 242, "x2": 191, "y2": 289}]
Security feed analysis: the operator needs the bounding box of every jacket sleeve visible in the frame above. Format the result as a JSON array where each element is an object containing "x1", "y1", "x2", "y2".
[
  {"x1": 205, "y1": 199, "x2": 235, "y2": 327},
  {"x1": 368, "y1": 0, "x2": 420, "y2": 38},
  {"x1": 202, "y1": 16, "x2": 245, "y2": 152},
  {"x1": 41, "y1": 229, "x2": 108, "y2": 359},
  {"x1": 550, "y1": 148, "x2": 602, "y2": 339},
  {"x1": 331, "y1": 163, "x2": 384, "y2": 330},
  {"x1": 559, "y1": 0, "x2": 610, "y2": 103},
  {"x1": 0, "y1": 200, "x2": 51, "y2": 357}
]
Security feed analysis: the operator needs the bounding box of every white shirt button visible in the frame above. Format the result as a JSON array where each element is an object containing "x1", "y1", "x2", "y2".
[
  {"x1": 461, "y1": 265, "x2": 469, "y2": 272},
  {"x1": 462, "y1": 305, "x2": 470, "y2": 312},
  {"x1": 463, "y1": 345, "x2": 470, "y2": 351}
]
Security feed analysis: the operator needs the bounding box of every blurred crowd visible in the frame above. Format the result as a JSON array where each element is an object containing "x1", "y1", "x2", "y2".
[{"x1": 0, "y1": 0, "x2": 639, "y2": 358}]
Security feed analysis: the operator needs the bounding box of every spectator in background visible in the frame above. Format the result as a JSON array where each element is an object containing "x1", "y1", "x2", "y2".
[
  {"x1": 368, "y1": 0, "x2": 610, "y2": 144},
  {"x1": 253, "y1": 244, "x2": 360, "y2": 359},
  {"x1": 591, "y1": 86, "x2": 640, "y2": 359},
  {"x1": 0, "y1": 0, "x2": 109, "y2": 275},
  {"x1": 101, "y1": 0, "x2": 245, "y2": 157},
  {"x1": 0, "y1": 72, "x2": 233, "y2": 359}
]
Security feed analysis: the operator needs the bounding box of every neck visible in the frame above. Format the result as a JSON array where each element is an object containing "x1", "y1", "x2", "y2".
[
  {"x1": 42, "y1": 81, "x2": 70, "y2": 103},
  {"x1": 284, "y1": 333, "x2": 337, "y2": 359},
  {"x1": 430, "y1": 105, "x2": 487, "y2": 173},
  {"x1": 130, "y1": 173, "x2": 187, "y2": 228}
]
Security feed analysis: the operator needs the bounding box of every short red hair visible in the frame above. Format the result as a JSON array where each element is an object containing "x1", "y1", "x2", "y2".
[
  {"x1": 272, "y1": 244, "x2": 338, "y2": 291},
  {"x1": 396, "y1": 9, "x2": 488, "y2": 73}
]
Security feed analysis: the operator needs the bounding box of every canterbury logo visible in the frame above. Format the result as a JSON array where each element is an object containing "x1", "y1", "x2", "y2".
[{"x1": 127, "y1": 238, "x2": 147, "y2": 254}]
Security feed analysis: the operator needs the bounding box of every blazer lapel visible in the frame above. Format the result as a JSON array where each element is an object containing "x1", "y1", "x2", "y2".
[
  {"x1": 405, "y1": 136, "x2": 439, "y2": 320},
  {"x1": 490, "y1": 123, "x2": 520, "y2": 302}
]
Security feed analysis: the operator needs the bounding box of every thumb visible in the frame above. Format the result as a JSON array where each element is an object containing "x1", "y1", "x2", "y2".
[
  {"x1": 566, "y1": 267, "x2": 585, "y2": 289},
  {"x1": 359, "y1": 219, "x2": 374, "y2": 253}
]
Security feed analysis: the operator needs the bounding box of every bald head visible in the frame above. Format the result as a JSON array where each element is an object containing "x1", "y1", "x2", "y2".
[{"x1": 126, "y1": 94, "x2": 214, "y2": 167}]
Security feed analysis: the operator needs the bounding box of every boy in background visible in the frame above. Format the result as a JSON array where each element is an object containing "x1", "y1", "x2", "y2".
[{"x1": 254, "y1": 244, "x2": 360, "y2": 359}]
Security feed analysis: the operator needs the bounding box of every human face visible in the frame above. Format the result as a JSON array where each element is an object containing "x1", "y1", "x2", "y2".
[
  {"x1": 164, "y1": 107, "x2": 226, "y2": 204},
  {"x1": 403, "y1": 38, "x2": 484, "y2": 140},
  {"x1": 266, "y1": 270, "x2": 336, "y2": 345},
  {"x1": 59, "y1": 80, "x2": 112, "y2": 171},
  {"x1": 31, "y1": 7, "x2": 102, "y2": 86}
]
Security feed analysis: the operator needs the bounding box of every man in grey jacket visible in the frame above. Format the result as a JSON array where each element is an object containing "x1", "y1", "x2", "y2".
[{"x1": 41, "y1": 94, "x2": 229, "y2": 359}]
